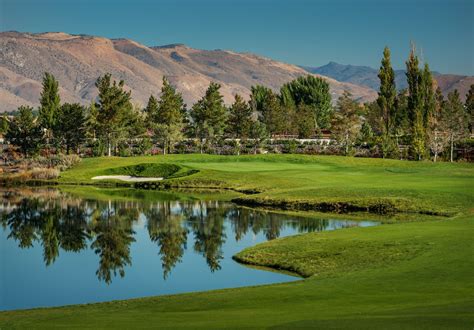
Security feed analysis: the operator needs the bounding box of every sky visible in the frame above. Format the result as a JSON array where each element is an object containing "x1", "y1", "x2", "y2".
[{"x1": 1, "y1": 0, "x2": 473, "y2": 75}]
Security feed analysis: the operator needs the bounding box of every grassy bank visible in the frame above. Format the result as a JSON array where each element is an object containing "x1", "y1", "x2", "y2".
[
  {"x1": 57, "y1": 154, "x2": 473, "y2": 216},
  {"x1": 1, "y1": 154, "x2": 473, "y2": 328}
]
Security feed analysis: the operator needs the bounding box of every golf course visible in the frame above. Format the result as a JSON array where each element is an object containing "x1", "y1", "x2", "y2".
[{"x1": 0, "y1": 154, "x2": 473, "y2": 328}]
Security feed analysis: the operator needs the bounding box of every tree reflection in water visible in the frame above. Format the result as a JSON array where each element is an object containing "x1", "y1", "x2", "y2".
[
  {"x1": 145, "y1": 202, "x2": 188, "y2": 279},
  {"x1": 1, "y1": 189, "x2": 351, "y2": 284}
]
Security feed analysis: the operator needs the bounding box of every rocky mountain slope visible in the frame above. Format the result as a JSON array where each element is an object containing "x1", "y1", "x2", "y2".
[
  {"x1": 0, "y1": 31, "x2": 377, "y2": 112},
  {"x1": 302, "y1": 62, "x2": 473, "y2": 100}
]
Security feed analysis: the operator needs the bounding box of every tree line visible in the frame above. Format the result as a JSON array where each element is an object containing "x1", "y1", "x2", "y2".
[{"x1": 2, "y1": 46, "x2": 473, "y2": 161}]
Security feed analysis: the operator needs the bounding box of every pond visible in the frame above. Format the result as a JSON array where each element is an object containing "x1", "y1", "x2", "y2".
[{"x1": 0, "y1": 188, "x2": 379, "y2": 311}]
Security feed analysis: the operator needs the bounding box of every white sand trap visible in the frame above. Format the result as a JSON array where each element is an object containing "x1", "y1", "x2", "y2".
[{"x1": 92, "y1": 175, "x2": 163, "y2": 182}]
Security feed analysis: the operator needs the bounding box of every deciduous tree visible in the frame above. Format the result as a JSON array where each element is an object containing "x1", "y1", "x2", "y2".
[{"x1": 331, "y1": 91, "x2": 361, "y2": 155}]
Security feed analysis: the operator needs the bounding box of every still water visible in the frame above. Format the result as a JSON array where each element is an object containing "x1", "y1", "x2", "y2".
[{"x1": 0, "y1": 188, "x2": 378, "y2": 311}]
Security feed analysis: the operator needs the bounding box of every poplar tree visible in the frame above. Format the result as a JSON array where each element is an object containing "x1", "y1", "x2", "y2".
[
  {"x1": 421, "y1": 63, "x2": 436, "y2": 129},
  {"x1": 38, "y1": 72, "x2": 61, "y2": 152},
  {"x1": 444, "y1": 90, "x2": 468, "y2": 162},
  {"x1": 405, "y1": 46, "x2": 426, "y2": 160},
  {"x1": 428, "y1": 88, "x2": 448, "y2": 162},
  {"x1": 465, "y1": 84, "x2": 474, "y2": 135},
  {"x1": 38, "y1": 72, "x2": 61, "y2": 130},
  {"x1": 377, "y1": 46, "x2": 396, "y2": 134}
]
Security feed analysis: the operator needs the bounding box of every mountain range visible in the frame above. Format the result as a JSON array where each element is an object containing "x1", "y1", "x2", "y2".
[
  {"x1": 0, "y1": 31, "x2": 376, "y2": 112},
  {"x1": 1, "y1": 31, "x2": 471, "y2": 113},
  {"x1": 302, "y1": 62, "x2": 473, "y2": 100}
]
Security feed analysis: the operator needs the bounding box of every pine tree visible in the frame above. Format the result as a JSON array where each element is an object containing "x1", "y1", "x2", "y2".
[
  {"x1": 6, "y1": 106, "x2": 43, "y2": 157},
  {"x1": 55, "y1": 103, "x2": 86, "y2": 154},
  {"x1": 405, "y1": 46, "x2": 426, "y2": 160},
  {"x1": 260, "y1": 91, "x2": 286, "y2": 136},
  {"x1": 227, "y1": 94, "x2": 253, "y2": 138},
  {"x1": 154, "y1": 77, "x2": 185, "y2": 154},
  {"x1": 144, "y1": 95, "x2": 159, "y2": 123},
  {"x1": 377, "y1": 46, "x2": 396, "y2": 134},
  {"x1": 249, "y1": 121, "x2": 268, "y2": 154},
  {"x1": 191, "y1": 82, "x2": 227, "y2": 153},
  {"x1": 94, "y1": 74, "x2": 132, "y2": 156}
]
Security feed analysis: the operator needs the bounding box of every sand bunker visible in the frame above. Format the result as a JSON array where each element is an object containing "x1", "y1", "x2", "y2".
[{"x1": 91, "y1": 175, "x2": 163, "y2": 182}]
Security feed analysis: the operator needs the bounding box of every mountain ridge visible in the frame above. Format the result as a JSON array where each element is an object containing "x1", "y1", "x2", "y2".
[
  {"x1": 0, "y1": 31, "x2": 377, "y2": 112},
  {"x1": 302, "y1": 62, "x2": 473, "y2": 100}
]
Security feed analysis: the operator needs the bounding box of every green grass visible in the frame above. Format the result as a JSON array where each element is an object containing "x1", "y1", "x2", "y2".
[
  {"x1": 104, "y1": 163, "x2": 182, "y2": 178},
  {"x1": 1, "y1": 154, "x2": 473, "y2": 328},
  {"x1": 58, "y1": 154, "x2": 473, "y2": 215}
]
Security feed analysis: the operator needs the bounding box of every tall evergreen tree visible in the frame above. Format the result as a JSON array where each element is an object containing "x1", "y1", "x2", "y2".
[
  {"x1": 260, "y1": 91, "x2": 286, "y2": 136},
  {"x1": 55, "y1": 103, "x2": 86, "y2": 154},
  {"x1": 227, "y1": 94, "x2": 253, "y2": 139},
  {"x1": 6, "y1": 106, "x2": 43, "y2": 157},
  {"x1": 94, "y1": 74, "x2": 132, "y2": 156},
  {"x1": 144, "y1": 95, "x2": 159, "y2": 121},
  {"x1": 377, "y1": 46, "x2": 397, "y2": 134},
  {"x1": 154, "y1": 77, "x2": 186, "y2": 154},
  {"x1": 405, "y1": 46, "x2": 426, "y2": 160},
  {"x1": 191, "y1": 82, "x2": 227, "y2": 153}
]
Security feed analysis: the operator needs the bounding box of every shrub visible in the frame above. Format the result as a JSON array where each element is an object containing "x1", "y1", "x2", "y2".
[{"x1": 29, "y1": 167, "x2": 60, "y2": 180}]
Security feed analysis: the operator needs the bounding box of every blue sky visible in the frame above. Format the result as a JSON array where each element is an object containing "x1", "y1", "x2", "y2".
[{"x1": 1, "y1": 0, "x2": 473, "y2": 75}]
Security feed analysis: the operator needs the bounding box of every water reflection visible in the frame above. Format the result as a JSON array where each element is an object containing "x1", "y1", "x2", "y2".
[{"x1": 1, "y1": 189, "x2": 373, "y2": 284}]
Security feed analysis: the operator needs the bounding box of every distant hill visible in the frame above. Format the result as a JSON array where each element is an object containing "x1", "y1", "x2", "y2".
[
  {"x1": 302, "y1": 62, "x2": 473, "y2": 101},
  {"x1": 0, "y1": 31, "x2": 377, "y2": 112}
]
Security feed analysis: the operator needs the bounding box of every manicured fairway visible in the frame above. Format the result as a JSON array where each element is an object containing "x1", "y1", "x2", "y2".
[{"x1": 1, "y1": 155, "x2": 473, "y2": 329}]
